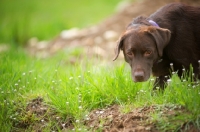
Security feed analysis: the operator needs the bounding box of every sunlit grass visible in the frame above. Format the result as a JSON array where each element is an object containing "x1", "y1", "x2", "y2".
[
  {"x1": 1, "y1": 48, "x2": 200, "y2": 131},
  {"x1": 0, "y1": 47, "x2": 137, "y2": 131},
  {"x1": 0, "y1": 0, "x2": 122, "y2": 44},
  {"x1": 1, "y1": 0, "x2": 200, "y2": 130}
]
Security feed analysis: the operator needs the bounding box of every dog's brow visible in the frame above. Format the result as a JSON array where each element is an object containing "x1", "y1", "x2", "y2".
[
  {"x1": 143, "y1": 46, "x2": 153, "y2": 49},
  {"x1": 126, "y1": 48, "x2": 134, "y2": 52}
]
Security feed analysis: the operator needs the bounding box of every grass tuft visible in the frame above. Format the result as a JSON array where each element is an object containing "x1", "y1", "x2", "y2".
[{"x1": 1, "y1": 47, "x2": 200, "y2": 131}]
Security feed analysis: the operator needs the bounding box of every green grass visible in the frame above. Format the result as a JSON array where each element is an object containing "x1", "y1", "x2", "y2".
[
  {"x1": 0, "y1": 47, "x2": 139, "y2": 131},
  {"x1": 1, "y1": 47, "x2": 200, "y2": 131},
  {"x1": 0, "y1": 0, "x2": 121, "y2": 45},
  {"x1": 1, "y1": 0, "x2": 200, "y2": 131}
]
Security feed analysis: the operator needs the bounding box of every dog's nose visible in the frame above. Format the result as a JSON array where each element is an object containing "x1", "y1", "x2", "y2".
[{"x1": 134, "y1": 71, "x2": 145, "y2": 81}]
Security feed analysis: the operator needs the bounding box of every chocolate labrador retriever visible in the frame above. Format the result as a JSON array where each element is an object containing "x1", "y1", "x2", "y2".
[{"x1": 113, "y1": 3, "x2": 200, "y2": 89}]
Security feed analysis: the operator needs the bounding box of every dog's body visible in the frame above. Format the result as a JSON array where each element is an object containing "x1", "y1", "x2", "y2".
[{"x1": 114, "y1": 3, "x2": 200, "y2": 89}]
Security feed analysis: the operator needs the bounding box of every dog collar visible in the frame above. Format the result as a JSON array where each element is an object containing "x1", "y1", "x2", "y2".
[{"x1": 148, "y1": 20, "x2": 159, "y2": 27}]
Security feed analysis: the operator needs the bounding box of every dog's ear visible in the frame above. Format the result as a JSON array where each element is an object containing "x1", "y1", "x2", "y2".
[
  {"x1": 146, "y1": 27, "x2": 171, "y2": 57},
  {"x1": 113, "y1": 35, "x2": 125, "y2": 61}
]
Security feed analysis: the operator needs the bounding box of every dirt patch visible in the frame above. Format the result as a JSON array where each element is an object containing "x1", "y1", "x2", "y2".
[
  {"x1": 84, "y1": 104, "x2": 198, "y2": 132},
  {"x1": 12, "y1": 97, "x2": 199, "y2": 131},
  {"x1": 12, "y1": 97, "x2": 74, "y2": 132}
]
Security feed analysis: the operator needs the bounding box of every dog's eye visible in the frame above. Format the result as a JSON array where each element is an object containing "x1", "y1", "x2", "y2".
[
  {"x1": 127, "y1": 52, "x2": 134, "y2": 57},
  {"x1": 144, "y1": 50, "x2": 152, "y2": 56}
]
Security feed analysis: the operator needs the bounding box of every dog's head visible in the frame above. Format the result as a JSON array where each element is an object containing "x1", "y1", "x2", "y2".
[{"x1": 113, "y1": 25, "x2": 171, "y2": 82}]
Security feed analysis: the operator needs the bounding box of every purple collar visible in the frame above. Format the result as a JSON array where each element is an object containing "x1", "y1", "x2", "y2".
[{"x1": 148, "y1": 20, "x2": 159, "y2": 27}]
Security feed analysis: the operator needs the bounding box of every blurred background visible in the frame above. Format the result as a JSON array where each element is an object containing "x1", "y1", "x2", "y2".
[
  {"x1": 0, "y1": 0, "x2": 200, "y2": 59},
  {"x1": 0, "y1": 0, "x2": 121, "y2": 45}
]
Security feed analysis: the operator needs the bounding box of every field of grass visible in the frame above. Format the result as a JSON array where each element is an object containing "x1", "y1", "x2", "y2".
[
  {"x1": 0, "y1": 0, "x2": 121, "y2": 45},
  {"x1": 1, "y1": 44, "x2": 200, "y2": 131},
  {"x1": 1, "y1": 0, "x2": 200, "y2": 131}
]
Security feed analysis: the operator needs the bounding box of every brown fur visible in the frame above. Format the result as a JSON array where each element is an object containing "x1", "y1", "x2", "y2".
[{"x1": 114, "y1": 3, "x2": 200, "y2": 89}]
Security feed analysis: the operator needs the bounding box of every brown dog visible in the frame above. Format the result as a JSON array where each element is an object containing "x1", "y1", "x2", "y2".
[{"x1": 113, "y1": 3, "x2": 200, "y2": 89}]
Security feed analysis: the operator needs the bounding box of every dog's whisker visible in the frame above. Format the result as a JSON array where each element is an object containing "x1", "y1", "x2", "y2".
[
  {"x1": 198, "y1": 60, "x2": 200, "y2": 69},
  {"x1": 172, "y1": 72, "x2": 176, "y2": 75},
  {"x1": 156, "y1": 87, "x2": 160, "y2": 90},
  {"x1": 170, "y1": 63, "x2": 174, "y2": 72},
  {"x1": 150, "y1": 78, "x2": 155, "y2": 82},
  {"x1": 167, "y1": 79, "x2": 172, "y2": 84},
  {"x1": 192, "y1": 73, "x2": 195, "y2": 77}
]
